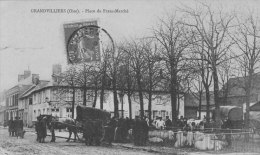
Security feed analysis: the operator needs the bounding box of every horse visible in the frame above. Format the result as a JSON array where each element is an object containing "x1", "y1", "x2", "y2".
[{"x1": 37, "y1": 115, "x2": 80, "y2": 142}]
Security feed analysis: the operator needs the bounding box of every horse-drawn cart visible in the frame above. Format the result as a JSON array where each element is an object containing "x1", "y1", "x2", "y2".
[
  {"x1": 76, "y1": 106, "x2": 111, "y2": 145},
  {"x1": 214, "y1": 106, "x2": 245, "y2": 140}
]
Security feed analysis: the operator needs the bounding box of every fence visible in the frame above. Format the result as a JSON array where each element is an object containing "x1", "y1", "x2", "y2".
[{"x1": 146, "y1": 128, "x2": 260, "y2": 153}]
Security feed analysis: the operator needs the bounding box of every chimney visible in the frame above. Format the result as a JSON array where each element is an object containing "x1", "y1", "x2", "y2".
[
  {"x1": 24, "y1": 70, "x2": 31, "y2": 79},
  {"x1": 52, "y1": 64, "x2": 62, "y2": 83},
  {"x1": 52, "y1": 64, "x2": 62, "y2": 76},
  {"x1": 18, "y1": 74, "x2": 25, "y2": 82},
  {"x1": 32, "y1": 74, "x2": 40, "y2": 85}
]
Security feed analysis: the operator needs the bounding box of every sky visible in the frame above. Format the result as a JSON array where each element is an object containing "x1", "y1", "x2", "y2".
[{"x1": 0, "y1": 0, "x2": 260, "y2": 92}]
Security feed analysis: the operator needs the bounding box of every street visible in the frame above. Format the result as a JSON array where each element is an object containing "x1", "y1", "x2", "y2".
[{"x1": 0, "y1": 127, "x2": 156, "y2": 155}]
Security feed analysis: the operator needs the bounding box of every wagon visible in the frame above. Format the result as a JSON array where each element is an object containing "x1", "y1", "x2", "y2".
[
  {"x1": 76, "y1": 106, "x2": 111, "y2": 145},
  {"x1": 214, "y1": 106, "x2": 245, "y2": 140},
  {"x1": 219, "y1": 106, "x2": 244, "y2": 129}
]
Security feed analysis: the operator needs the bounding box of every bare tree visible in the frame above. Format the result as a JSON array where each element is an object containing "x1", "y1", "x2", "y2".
[
  {"x1": 118, "y1": 44, "x2": 136, "y2": 119},
  {"x1": 182, "y1": 3, "x2": 235, "y2": 122},
  {"x1": 189, "y1": 74, "x2": 205, "y2": 120},
  {"x1": 218, "y1": 55, "x2": 236, "y2": 106},
  {"x1": 190, "y1": 39, "x2": 213, "y2": 122},
  {"x1": 77, "y1": 63, "x2": 94, "y2": 106},
  {"x1": 142, "y1": 39, "x2": 161, "y2": 121},
  {"x1": 99, "y1": 47, "x2": 111, "y2": 110},
  {"x1": 76, "y1": 62, "x2": 101, "y2": 107},
  {"x1": 231, "y1": 14, "x2": 260, "y2": 130},
  {"x1": 106, "y1": 44, "x2": 124, "y2": 118},
  {"x1": 55, "y1": 65, "x2": 79, "y2": 118},
  {"x1": 153, "y1": 14, "x2": 193, "y2": 123},
  {"x1": 124, "y1": 40, "x2": 147, "y2": 118}
]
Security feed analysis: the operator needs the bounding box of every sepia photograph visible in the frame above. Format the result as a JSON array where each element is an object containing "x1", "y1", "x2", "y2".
[{"x1": 0, "y1": 0, "x2": 260, "y2": 154}]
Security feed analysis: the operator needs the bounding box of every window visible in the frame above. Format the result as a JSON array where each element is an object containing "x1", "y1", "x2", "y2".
[
  {"x1": 29, "y1": 98, "x2": 33, "y2": 105},
  {"x1": 66, "y1": 108, "x2": 72, "y2": 112},
  {"x1": 153, "y1": 110, "x2": 158, "y2": 119},
  {"x1": 161, "y1": 110, "x2": 166, "y2": 119},
  {"x1": 37, "y1": 93, "x2": 40, "y2": 103},
  {"x1": 135, "y1": 110, "x2": 139, "y2": 116},
  {"x1": 76, "y1": 90, "x2": 81, "y2": 101},
  {"x1": 51, "y1": 108, "x2": 59, "y2": 112}
]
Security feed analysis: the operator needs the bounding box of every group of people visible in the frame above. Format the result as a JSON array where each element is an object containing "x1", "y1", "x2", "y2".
[
  {"x1": 8, "y1": 117, "x2": 24, "y2": 138},
  {"x1": 151, "y1": 116, "x2": 173, "y2": 130},
  {"x1": 102, "y1": 116, "x2": 149, "y2": 146}
]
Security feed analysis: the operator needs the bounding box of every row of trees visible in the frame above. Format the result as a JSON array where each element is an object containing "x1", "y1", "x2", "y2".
[{"x1": 56, "y1": 3, "x2": 260, "y2": 128}]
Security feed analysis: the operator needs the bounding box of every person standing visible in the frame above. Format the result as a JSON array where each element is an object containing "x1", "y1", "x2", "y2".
[
  {"x1": 222, "y1": 117, "x2": 233, "y2": 147},
  {"x1": 156, "y1": 117, "x2": 165, "y2": 130},
  {"x1": 141, "y1": 117, "x2": 149, "y2": 145},
  {"x1": 8, "y1": 118, "x2": 14, "y2": 136},
  {"x1": 13, "y1": 117, "x2": 19, "y2": 137},
  {"x1": 35, "y1": 116, "x2": 40, "y2": 142},
  {"x1": 165, "y1": 116, "x2": 172, "y2": 130},
  {"x1": 133, "y1": 116, "x2": 142, "y2": 146}
]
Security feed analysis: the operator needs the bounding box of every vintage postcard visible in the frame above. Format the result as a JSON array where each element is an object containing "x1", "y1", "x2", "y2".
[{"x1": 0, "y1": 0, "x2": 260, "y2": 154}]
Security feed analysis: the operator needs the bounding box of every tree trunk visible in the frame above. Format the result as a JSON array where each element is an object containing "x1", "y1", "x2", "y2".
[
  {"x1": 120, "y1": 94, "x2": 124, "y2": 118},
  {"x1": 83, "y1": 87, "x2": 87, "y2": 106},
  {"x1": 245, "y1": 69, "x2": 253, "y2": 131},
  {"x1": 113, "y1": 78, "x2": 119, "y2": 118},
  {"x1": 127, "y1": 92, "x2": 132, "y2": 119},
  {"x1": 100, "y1": 62, "x2": 107, "y2": 109},
  {"x1": 205, "y1": 87, "x2": 210, "y2": 123},
  {"x1": 177, "y1": 94, "x2": 180, "y2": 117},
  {"x1": 198, "y1": 91, "x2": 202, "y2": 119},
  {"x1": 100, "y1": 88, "x2": 104, "y2": 109},
  {"x1": 137, "y1": 72, "x2": 144, "y2": 118},
  {"x1": 92, "y1": 88, "x2": 98, "y2": 108},
  {"x1": 170, "y1": 70, "x2": 178, "y2": 126},
  {"x1": 212, "y1": 65, "x2": 220, "y2": 123},
  {"x1": 72, "y1": 87, "x2": 75, "y2": 119},
  {"x1": 148, "y1": 91, "x2": 152, "y2": 121}
]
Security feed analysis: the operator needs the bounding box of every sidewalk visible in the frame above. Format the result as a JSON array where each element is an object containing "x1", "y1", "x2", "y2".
[{"x1": 112, "y1": 143, "x2": 260, "y2": 155}]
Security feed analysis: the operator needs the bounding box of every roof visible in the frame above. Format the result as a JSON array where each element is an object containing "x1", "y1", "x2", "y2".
[
  {"x1": 19, "y1": 80, "x2": 50, "y2": 99},
  {"x1": 242, "y1": 102, "x2": 260, "y2": 112},
  {"x1": 19, "y1": 85, "x2": 36, "y2": 99},
  {"x1": 184, "y1": 92, "x2": 215, "y2": 107},
  {"x1": 250, "y1": 102, "x2": 260, "y2": 111},
  {"x1": 33, "y1": 80, "x2": 50, "y2": 92},
  {"x1": 212, "y1": 106, "x2": 243, "y2": 121}
]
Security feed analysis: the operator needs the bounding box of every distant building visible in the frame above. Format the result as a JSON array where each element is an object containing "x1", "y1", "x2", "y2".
[
  {"x1": 0, "y1": 105, "x2": 6, "y2": 125},
  {"x1": 5, "y1": 70, "x2": 34, "y2": 121},
  {"x1": 220, "y1": 73, "x2": 260, "y2": 107},
  {"x1": 184, "y1": 92, "x2": 214, "y2": 119},
  {"x1": 5, "y1": 64, "x2": 186, "y2": 127}
]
